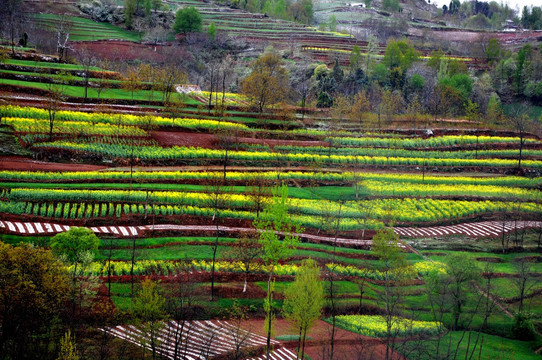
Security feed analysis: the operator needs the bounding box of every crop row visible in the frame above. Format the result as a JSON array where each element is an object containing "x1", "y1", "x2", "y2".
[
  {"x1": 263, "y1": 144, "x2": 540, "y2": 160},
  {"x1": 327, "y1": 135, "x2": 537, "y2": 148},
  {"x1": 333, "y1": 315, "x2": 443, "y2": 338},
  {"x1": 1, "y1": 106, "x2": 248, "y2": 132},
  {"x1": 0, "y1": 194, "x2": 539, "y2": 224},
  {"x1": 1, "y1": 170, "x2": 540, "y2": 188},
  {"x1": 328, "y1": 262, "x2": 445, "y2": 280},
  {"x1": 5, "y1": 117, "x2": 148, "y2": 137},
  {"x1": 362, "y1": 180, "x2": 542, "y2": 201},
  {"x1": 0, "y1": 200, "x2": 385, "y2": 230},
  {"x1": 32, "y1": 142, "x2": 542, "y2": 168},
  {"x1": 72, "y1": 259, "x2": 443, "y2": 280},
  {"x1": 72, "y1": 260, "x2": 300, "y2": 276}
]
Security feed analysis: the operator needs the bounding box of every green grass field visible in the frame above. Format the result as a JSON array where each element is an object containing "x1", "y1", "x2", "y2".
[{"x1": 32, "y1": 14, "x2": 139, "y2": 42}]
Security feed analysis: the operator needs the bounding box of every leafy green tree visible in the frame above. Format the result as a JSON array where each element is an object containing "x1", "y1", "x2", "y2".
[
  {"x1": 514, "y1": 44, "x2": 532, "y2": 95},
  {"x1": 144, "y1": 0, "x2": 152, "y2": 18},
  {"x1": 317, "y1": 91, "x2": 333, "y2": 108},
  {"x1": 132, "y1": 278, "x2": 167, "y2": 360},
  {"x1": 152, "y1": 0, "x2": 161, "y2": 12},
  {"x1": 329, "y1": 14, "x2": 337, "y2": 31},
  {"x1": 173, "y1": 7, "x2": 203, "y2": 34},
  {"x1": 349, "y1": 45, "x2": 363, "y2": 71},
  {"x1": 449, "y1": 0, "x2": 460, "y2": 13},
  {"x1": 288, "y1": 0, "x2": 313, "y2": 24},
  {"x1": 409, "y1": 73, "x2": 425, "y2": 92},
  {"x1": 439, "y1": 73, "x2": 473, "y2": 101},
  {"x1": 371, "y1": 63, "x2": 389, "y2": 86},
  {"x1": 382, "y1": 0, "x2": 400, "y2": 12},
  {"x1": 0, "y1": 242, "x2": 71, "y2": 359},
  {"x1": 50, "y1": 227, "x2": 100, "y2": 280},
  {"x1": 254, "y1": 184, "x2": 301, "y2": 359},
  {"x1": 125, "y1": 0, "x2": 136, "y2": 28},
  {"x1": 283, "y1": 258, "x2": 324, "y2": 360},
  {"x1": 207, "y1": 22, "x2": 216, "y2": 41},
  {"x1": 382, "y1": 39, "x2": 419, "y2": 71},
  {"x1": 486, "y1": 38, "x2": 501, "y2": 64},
  {"x1": 444, "y1": 253, "x2": 480, "y2": 330}
]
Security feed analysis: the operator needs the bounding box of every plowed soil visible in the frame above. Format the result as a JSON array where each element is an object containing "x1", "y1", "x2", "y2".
[
  {"x1": 240, "y1": 319, "x2": 404, "y2": 360},
  {"x1": 151, "y1": 130, "x2": 328, "y2": 149},
  {"x1": 0, "y1": 156, "x2": 107, "y2": 171}
]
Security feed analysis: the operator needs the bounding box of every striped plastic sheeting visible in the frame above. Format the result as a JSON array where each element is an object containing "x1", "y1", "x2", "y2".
[
  {"x1": 105, "y1": 320, "x2": 294, "y2": 360},
  {"x1": 394, "y1": 221, "x2": 542, "y2": 238}
]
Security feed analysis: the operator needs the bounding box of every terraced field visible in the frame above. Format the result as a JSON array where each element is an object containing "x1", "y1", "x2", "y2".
[
  {"x1": 1, "y1": 51, "x2": 542, "y2": 360},
  {"x1": 31, "y1": 13, "x2": 139, "y2": 42}
]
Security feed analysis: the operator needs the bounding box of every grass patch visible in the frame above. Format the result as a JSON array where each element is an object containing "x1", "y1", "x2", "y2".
[
  {"x1": 397, "y1": 331, "x2": 540, "y2": 359},
  {"x1": 0, "y1": 78, "x2": 202, "y2": 105}
]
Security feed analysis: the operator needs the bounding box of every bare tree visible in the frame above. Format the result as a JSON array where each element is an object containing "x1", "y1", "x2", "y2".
[
  {"x1": 512, "y1": 257, "x2": 536, "y2": 313},
  {"x1": 215, "y1": 127, "x2": 239, "y2": 183},
  {"x1": 156, "y1": 65, "x2": 187, "y2": 105},
  {"x1": 45, "y1": 75, "x2": 66, "y2": 141},
  {"x1": 95, "y1": 59, "x2": 111, "y2": 101},
  {"x1": 0, "y1": 0, "x2": 23, "y2": 55},
  {"x1": 205, "y1": 176, "x2": 231, "y2": 301},
  {"x1": 166, "y1": 266, "x2": 200, "y2": 360},
  {"x1": 75, "y1": 47, "x2": 97, "y2": 102},
  {"x1": 123, "y1": 66, "x2": 142, "y2": 101},
  {"x1": 246, "y1": 175, "x2": 273, "y2": 220},
  {"x1": 55, "y1": 14, "x2": 72, "y2": 62},
  {"x1": 506, "y1": 105, "x2": 539, "y2": 170},
  {"x1": 227, "y1": 231, "x2": 263, "y2": 293},
  {"x1": 224, "y1": 300, "x2": 253, "y2": 359}
]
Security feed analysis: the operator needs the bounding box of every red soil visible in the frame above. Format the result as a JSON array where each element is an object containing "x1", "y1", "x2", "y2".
[
  {"x1": 71, "y1": 41, "x2": 172, "y2": 63},
  {"x1": 0, "y1": 156, "x2": 108, "y2": 171},
  {"x1": 151, "y1": 131, "x2": 217, "y2": 148},
  {"x1": 240, "y1": 319, "x2": 405, "y2": 360},
  {"x1": 151, "y1": 130, "x2": 328, "y2": 149}
]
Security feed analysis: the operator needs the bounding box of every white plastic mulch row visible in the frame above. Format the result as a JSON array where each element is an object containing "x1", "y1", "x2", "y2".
[
  {"x1": 106, "y1": 320, "x2": 293, "y2": 360},
  {"x1": 247, "y1": 347, "x2": 298, "y2": 360},
  {"x1": 3, "y1": 220, "x2": 539, "y2": 241},
  {"x1": 0, "y1": 221, "x2": 371, "y2": 245},
  {"x1": 0, "y1": 220, "x2": 139, "y2": 236},
  {"x1": 394, "y1": 221, "x2": 542, "y2": 238}
]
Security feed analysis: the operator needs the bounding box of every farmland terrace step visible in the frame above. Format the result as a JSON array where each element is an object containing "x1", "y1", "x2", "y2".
[
  {"x1": 4, "y1": 219, "x2": 533, "y2": 245},
  {"x1": 0, "y1": 220, "x2": 375, "y2": 247}
]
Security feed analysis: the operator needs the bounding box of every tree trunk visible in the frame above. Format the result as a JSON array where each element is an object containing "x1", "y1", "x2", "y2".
[
  {"x1": 266, "y1": 271, "x2": 274, "y2": 360},
  {"x1": 243, "y1": 270, "x2": 248, "y2": 293},
  {"x1": 518, "y1": 136, "x2": 524, "y2": 170},
  {"x1": 130, "y1": 237, "x2": 136, "y2": 299},
  {"x1": 301, "y1": 327, "x2": 307, "y2": 360},
  {"x1": 211, "y1": 222, "x2": 219, "y2": 301}
]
